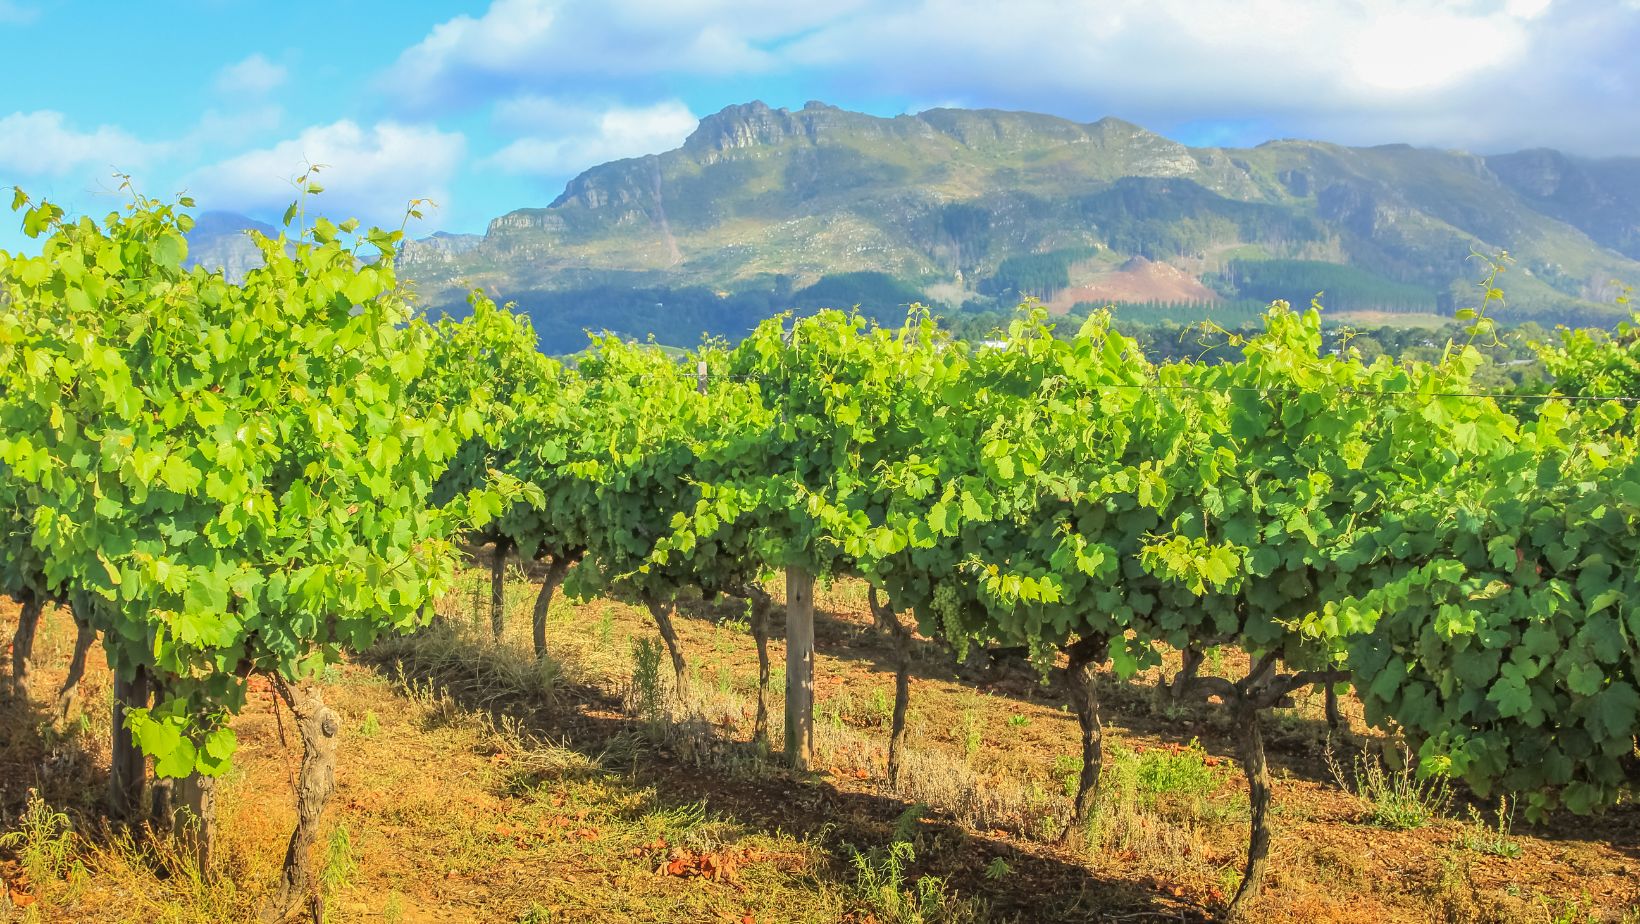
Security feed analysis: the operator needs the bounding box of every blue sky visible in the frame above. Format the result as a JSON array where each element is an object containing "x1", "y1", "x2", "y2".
[{"x1": 2, "y1": 0, "x2": 1637, "y2": 251}]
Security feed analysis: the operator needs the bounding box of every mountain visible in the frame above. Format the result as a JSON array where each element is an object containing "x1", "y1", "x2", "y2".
[
  {"x1": 1486, "y1": 149, "x2": 1640, "y2": 263},
  {"x1": 184, "y1": 213, "x2": 488, "y2": 285},
  {"x1": 252, "y1": 103, "x2": 1640, "y2": 351},
  {"x1": 184, "y1": 211, "x2": 277, "y2": 281}
]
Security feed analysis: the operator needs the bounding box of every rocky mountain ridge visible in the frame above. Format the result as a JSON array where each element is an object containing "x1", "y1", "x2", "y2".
[{"x1": 189, "y1": 101, "x2": 1640, "y2": 350}]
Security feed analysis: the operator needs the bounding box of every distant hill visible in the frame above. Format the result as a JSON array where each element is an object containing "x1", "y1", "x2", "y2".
[
  {"x1": 184, "y1": 211, "x2": 276, "y2": 281},
  {"x1": 1486, "y1": 149, "x2": 1640, "y2": 262},
  {"x1": 200, "y1": 102, "x2": 1640, "y2": 352}
]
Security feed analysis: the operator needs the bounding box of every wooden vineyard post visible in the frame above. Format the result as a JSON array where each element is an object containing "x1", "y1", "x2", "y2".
[
  {"x1": 489, "y1": 540, "x2": 508, "y2": 639},
  {"x1": 784, "y1": 566, "x2": 816, "y2": 770}
]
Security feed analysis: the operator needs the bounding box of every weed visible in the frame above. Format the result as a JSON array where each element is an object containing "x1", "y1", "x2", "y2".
[
  {"x1": 1053, "y1": 754, "x2": 1081, "y2": 799},
  {"x1": 846, "y1": 806, "x2": 984, "y2": 924},
  {"x1": 1306, "y1": 844, "x2": 1369, "y2": 889},
  {"x1": 1005, "y1": 713, "x2": 1030, "y2": 728},
  {"x1": 383, "y1": 892, "x2": 406, "y2": 924},
  {"x1": 1328, "y1": 742, "x2": 1451, "y2": 830},
  {"x1": 1543, "y1": 896, "x2": 1600, "y2": 924},
  {"x1": 374, "y1": 622, "x2": 562, "y2": 720},
  {"x1": 0, "y1": 790, "x2": 76, "y2": 892},
  {"x1": 1065, "y1": 739, "x2": 1241, "y2": 868},
  {"x1": 958, "y1": 707, "x2": 983, "y2": 761},
  {"x1": 358, "y1": 710, "x2": 381, "y2": 738},
  {"x1": 869, "y1": 687, "x2": 895, "y2": 727},
  {"x1": 818, "y1": 689, "x2": 897, "y2": 731},
  {"x1": 1457, "y1": 798, "x2": 1522, "y2": 859},
  {"x1": 597, "y1": 606, "x2": 616, "y2": 646},
  {"x1": 518, "y1": 903, "x2": 554, "y2": 923},
  {"x1": 1107, "y1": 740, "x2": 1238, "y2": 824},
  {"x1": 1203, "y1": 646, "x2": 1226, "y2": 676},
  {"x1": 893, "y1": 804, "x2": 928, "y2": 843},
  {"x1": 848, "y1": 840, "x2": 930, "y2": 922},
  {"x1": 819, "y1": 694, "x2": 850, "y2": 729},
  {"x1": 1022, "y1": 782, "x2": 1063, "y2": 841},
  {"x1": 321, "y1": 823, "x2": 358, "y2": 917},
  {"x1": 821, "y1": 718, "x2": 1058, "y2": 840},
  {"x1": 629, "y1": 636, "x2": 666, "y2": 725},
  {"x1": 638, "y1": 798, "x2": 711, "y2": 844},
  {"x1": 717, "y1": 600, "x2": 751, "y2": 634},
  {"x1": 983, "y1": 857, "x2": 1012, "y2": 881},
  {"x1": 1424, "y1": 857, "x2": 1511, "y2": 924}
]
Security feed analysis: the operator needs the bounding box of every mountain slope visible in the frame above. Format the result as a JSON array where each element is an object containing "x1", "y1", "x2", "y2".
[
  {"x1": 332, "y1": 103, "x2": 1640, "y2": 348},
  {"x1": 184, "y1": 211, "x2": 277, "y2": 281},
  {"x1": 1486, "y1": 148, "x2": 1640, "y2": 263}
]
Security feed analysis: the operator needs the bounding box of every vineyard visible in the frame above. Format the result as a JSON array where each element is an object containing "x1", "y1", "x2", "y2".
[{"x1": 2, "y1": 192, "x2": 1639, "y2": 923}]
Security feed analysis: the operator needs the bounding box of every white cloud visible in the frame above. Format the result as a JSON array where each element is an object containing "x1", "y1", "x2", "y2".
[
  {"x1": 1345, "y1": 8, "x2": 1522, "y2": 92},
  {"x1": 214, "y1": 54, "x2": 288, "y2": 96},
  {"x1": 787, "y1": 0, "x2": 1544, "y2": 113},
  {"x1": 186, "y1": 120, "x2": 466, "y2": 226},
  {"x1": 375, "y1": 0, "x2": 1639, "y2": 153},
  {"x1": 1505, "y1": 0, "x2": 1553, "y2": 18},
  {"x1": 0, "y1": 102, "x2": 289, "y2": 187},
  {"x1": 486, "y1": 98, "x2": 698, "y2": 174},
  {"x1": 0, "y1": 110, "x2": 158, "y2": 179},
  {"x1": 773, "y1": 0, "x2": 1638, "y2": 153},
  {"x1": 384, "y1": 0, "x2": 868, "y2": 110}
]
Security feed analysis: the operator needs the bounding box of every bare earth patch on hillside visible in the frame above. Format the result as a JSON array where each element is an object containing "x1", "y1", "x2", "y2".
[
  {"x1": 3, "y1": 578, "x2": 1638, "y2": 923},
  {"x1": 1049, "y1": 257, "x2": 1220, "y2": 313}
]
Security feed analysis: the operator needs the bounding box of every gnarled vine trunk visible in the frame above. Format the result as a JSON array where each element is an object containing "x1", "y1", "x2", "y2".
[
  {"x1": 642, "y1": 596, "x2": 689, "y2": 699},
  {"x1": 530, "y1": 555, "x2": 572, "y2": 661},
  {"x1": 743, "y1": 585, "x2": 773, "y2": 749},
  {"x1": 889, "y1": 649, "x2": 911, "y2": 787},
  {"x1": 1324, "y1": 684, "x2": 1342, "y2": 730},
  {"x1": 54, "y1": 608, "x2": 97, "y2": 725},
  {"x1": 265, "y1": 679, "x2": 340, "y2": 923},
  {"x1": 8, "y1": 593, "x2": 43, "y2": 698},
  {"x1": 1167, "y1": 645, "x2": 1203, "y2": 705},
  {"x1": 1174, "y1": 653, "x2": 1346, "y2": 922},
  {"x1": 149, "y1": 776, "x2": 173, "y2": 833},
  {"x1": 1227, "y1": 700, "x2": 1271, "y2": 921},
  {"x1": 868, "y1": 587, "x2": 914, "y2": 789},
  {"x1": 1062, "y1": 636, "x2": 1109, "y2": 845}
]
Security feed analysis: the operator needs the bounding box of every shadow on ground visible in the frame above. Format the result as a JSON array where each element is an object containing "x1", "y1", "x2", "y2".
[
  {"x1": 643, "y1": 581, "x2": 1640, "y2": 864},
  {"x1": 359, "y1": 624, "x2": 1217, "y2": 923},
  {"x1": 0, "y1": 685, "x2": 105, "y2": 824}
]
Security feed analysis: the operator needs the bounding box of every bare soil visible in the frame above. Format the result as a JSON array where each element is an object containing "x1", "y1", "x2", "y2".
[
  {"x1": 1048, "y1": 257, "x2": 1220, "y2": 313},
  {"x1": 3, "y1": 575, "x2": 1637, "y2": 923}
]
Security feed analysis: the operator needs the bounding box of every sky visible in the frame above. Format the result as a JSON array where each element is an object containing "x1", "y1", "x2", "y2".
[{"x1": 1, "y1": 0, "x2": 1637, "y2": 250}]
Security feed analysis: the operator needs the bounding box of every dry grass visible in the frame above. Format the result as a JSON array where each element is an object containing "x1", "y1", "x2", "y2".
[{"x1": 4, "y1": 575, "x2": 1640, "y2": 924}]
